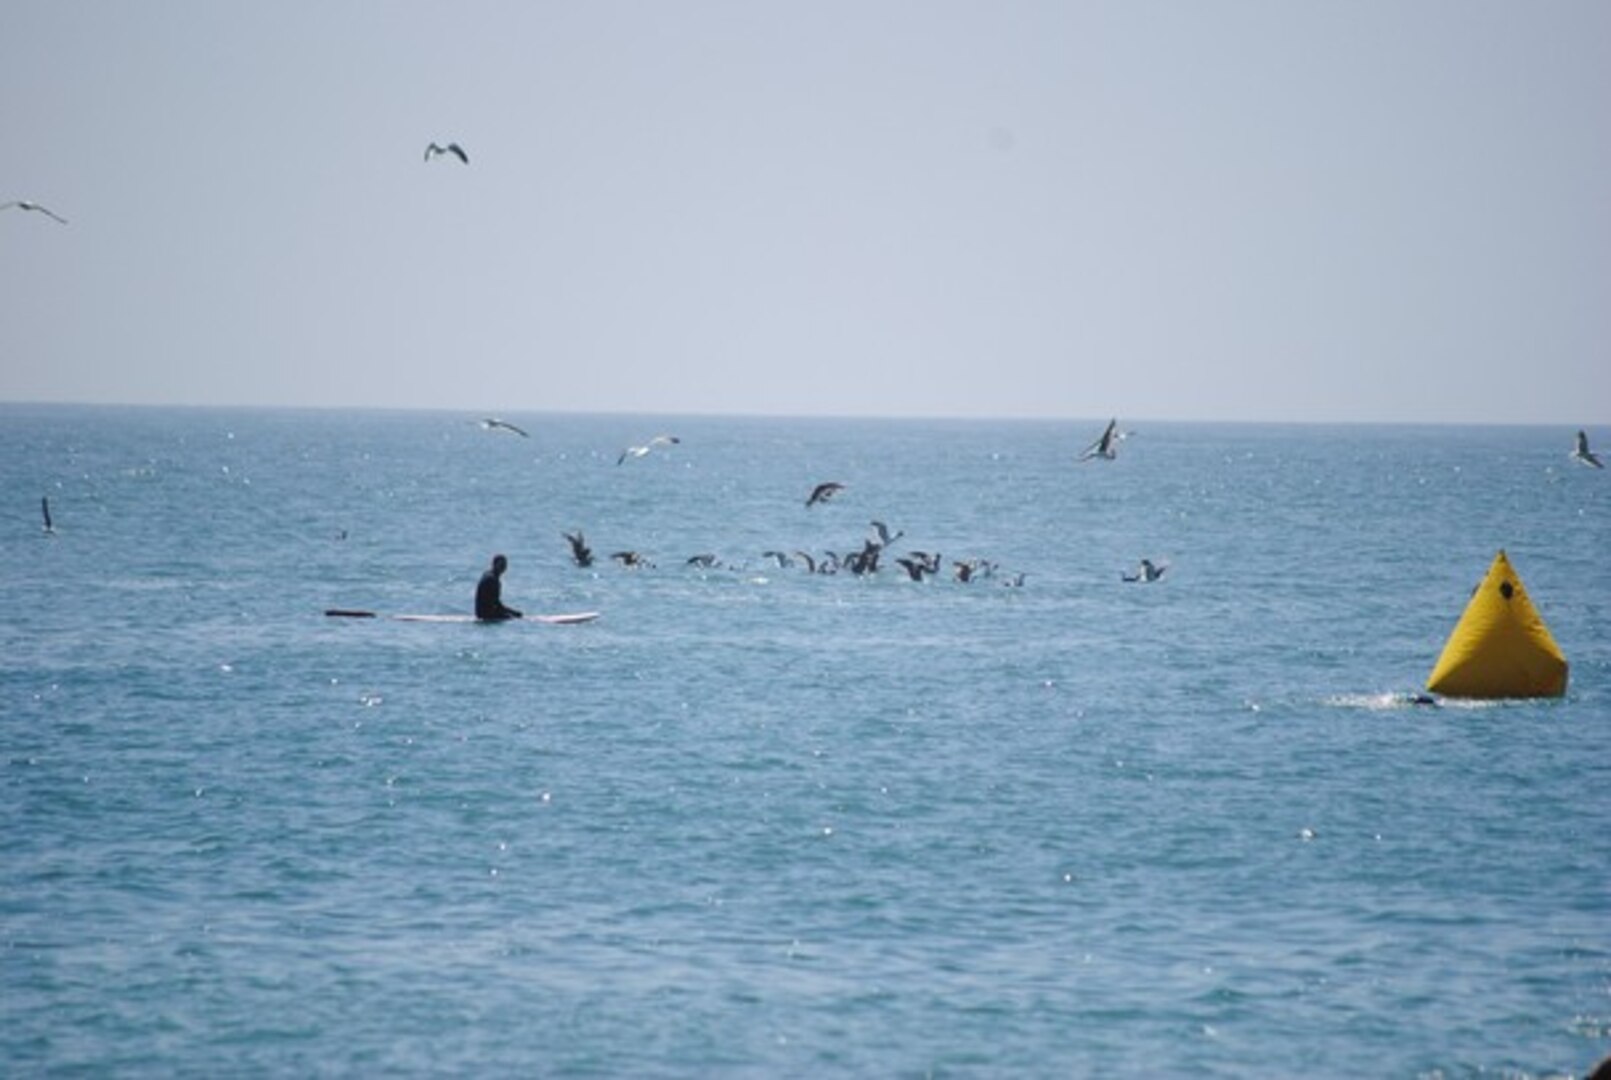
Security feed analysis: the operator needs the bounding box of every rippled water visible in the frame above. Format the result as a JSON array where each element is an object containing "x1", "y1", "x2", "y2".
[{"x1": 3, "y1": 405, "x2": 1608, "y2": 1076}]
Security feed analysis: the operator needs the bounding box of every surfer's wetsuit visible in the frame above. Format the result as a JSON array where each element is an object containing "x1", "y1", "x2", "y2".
[{"x1": 475, "y1": 557, "x2": 522, "y2": 621}]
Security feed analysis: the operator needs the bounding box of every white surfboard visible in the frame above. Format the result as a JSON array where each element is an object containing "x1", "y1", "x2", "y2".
[{"x1": 327, "y1": 609, "x2": 600, "y2": 625}]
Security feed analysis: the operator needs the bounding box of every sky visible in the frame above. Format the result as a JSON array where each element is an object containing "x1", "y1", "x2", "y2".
[{"x1": 3, "y1": 1, "x2": 1608, "y2": 424}]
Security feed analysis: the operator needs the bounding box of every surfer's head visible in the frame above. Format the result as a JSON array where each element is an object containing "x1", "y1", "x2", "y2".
[{"x1": 491, "y1": 554, "x2": 508, "y2": 574}]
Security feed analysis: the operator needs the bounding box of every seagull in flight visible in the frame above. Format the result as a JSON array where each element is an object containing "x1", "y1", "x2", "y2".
[
  {"x1": 2, "y1": 200, "x2": 68, "y2": 225},
  {"x1": 1571, "y1": 430, "x2": 1603, "y2": 469},
  {"x1": 424, "y1": 142, "x2": 469, "y2": 164},
  {"x1": 480, "y1": 417, "x2": 529, "y2": 437},
  {"x1": 618, "y1": 434, "x2": 680, "y2": 465},
  {"x1": 868, "y1": 520, "x2": 904, "y2": 547},
  {"x1": 805, "y1": 481, "x2": 844, "y2": 507},
  {"x1": 1078, "y1": 418, "x2": 1123, "y2": 462}
]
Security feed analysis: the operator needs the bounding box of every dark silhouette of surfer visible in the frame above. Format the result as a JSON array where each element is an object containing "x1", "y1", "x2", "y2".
[{"x1": 475, "y1": 554, "x2": 522, "y2": 621}]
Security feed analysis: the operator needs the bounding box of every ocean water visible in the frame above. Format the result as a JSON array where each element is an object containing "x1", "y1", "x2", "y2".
[{"x1": 2, "y1": 404, "x2": 1607, "y2": 1077}]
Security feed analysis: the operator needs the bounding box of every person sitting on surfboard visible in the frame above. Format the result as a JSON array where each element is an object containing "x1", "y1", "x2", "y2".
[{"x1": 475, "y1": 554, "x2": 523, "y2": 621}]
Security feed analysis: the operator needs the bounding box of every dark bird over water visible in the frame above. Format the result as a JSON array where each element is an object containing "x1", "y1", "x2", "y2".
[
  {"x1": 2, "y1": 200, "x2": 68, "y2": 224},
  {"x1": 895, "y1": 555, "x2": 939, "y2": 582},
  {"x1": 41, "y1": 496, "x2": 55, "y2": 534},
  {"x1": 1079, "y1": 418, "x2": 1122, "y2": 462},
  {"x1": 611, "y1": 550, "x2": 654, "y2": 569},
  {"x1": 1571, "y1": 430, "x2": 1603, "y2": 469},
  {"x1": 806, "y1": 482, "x2": 844, "y2": 507},
  {"x1": 868, "y1": 520, "x2": 904, "y2": 547},
  {"x1": 563, "y1": 530, "x2": 595, "y2": 568},
  {"x1": 480, "y1": 418, "x2": 529, "y2": 437},
  {"x1": 424, "y1": 142, "x2": 469, "y2": 164}
]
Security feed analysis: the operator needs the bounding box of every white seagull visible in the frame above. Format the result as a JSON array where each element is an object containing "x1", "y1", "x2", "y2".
[
  {"x1": 2, "y1": 200, "x2": 68, "y2": 225},
  {"x1": 618, "y1": 434, "x2": 680, "y2": 465},
  {"x1": 1078, "y1": 418, "x2": 1123, "y2": 462},
  {"x1": 1571, "y1": 430, "x2": 1603, "y2": 469},
  {"x1": 424, "y1": 142, "x2": 469, "y2": 164},
  {"x1": 480, "y1": 417, "x2": 529, "y2": 438}
]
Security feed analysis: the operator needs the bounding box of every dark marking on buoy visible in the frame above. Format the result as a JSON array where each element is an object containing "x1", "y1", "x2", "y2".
[{"x1": 1500, "y1": 581, "x2": 1514, "y2": 600}]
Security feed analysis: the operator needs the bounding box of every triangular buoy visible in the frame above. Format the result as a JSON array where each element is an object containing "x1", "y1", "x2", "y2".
[{"x1": 1426, "y1": 550, "x2": 1568, "y2": 699}]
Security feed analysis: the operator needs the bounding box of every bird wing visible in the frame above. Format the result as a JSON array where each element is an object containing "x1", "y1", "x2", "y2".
[
  {"x1": 10, "y1": 201, "x2": 68, "y2": 224},
  {"x1": 813, "y1": 482, "x2": 841, "y2": 503},
  {"x1": 448, "y1": 143, "x2": 469, "y2": 163}
]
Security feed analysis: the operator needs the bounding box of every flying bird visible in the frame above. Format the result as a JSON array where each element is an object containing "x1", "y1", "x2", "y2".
[
  {"x1": 868, "y1": 520, "x2": 904, "y2": 547},
  {"x1": 806, "y1": 481, "x2": 844, "y2": 507},
  {"x1": 41, "y1": 496, "x2": 55, "y2": 534},
  {"x1": 2, "y1": 200, "x2": 68, "y2": 225},
  {"x1": 480, "y1": 417, "x2": 529, "y2": 437},
  {"x1": 618, "y1": 435, "x2": 680, "y2": 465},
  {"x1": 1571, "y1": 430, "x2": 1603, "y2": 469},
  {"x1": 563, "y1": 530, "x2": 595, "y2": 568},
  {"x1": 424, "y1": 142, "x2": 469, "y2": 164},
  {"x1": 1078, "y1": 418, "x2": 1122, "y2": 462}
]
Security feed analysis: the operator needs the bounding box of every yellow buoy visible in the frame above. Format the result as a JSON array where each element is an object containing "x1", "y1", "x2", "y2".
[{"x1": 1427, "y1": 550, "x2": 1568, "y2": 699}]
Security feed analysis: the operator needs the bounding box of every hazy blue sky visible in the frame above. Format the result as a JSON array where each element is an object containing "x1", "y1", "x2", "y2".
[{"x1": 3, "y1": 1, "x2": 1607, "y2": 423}]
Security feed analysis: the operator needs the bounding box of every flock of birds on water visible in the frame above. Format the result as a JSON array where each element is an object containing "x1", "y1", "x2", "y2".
[
  {"x1": 465, "y1": 418, "x2": 1605, "y2": 591},
  {"x1": 31, "y1": 418, "x2": 1608, "y2": 591},
  {"x1": 547, "y1": 434, "x2": 1033, "y2": 585},
  {"x1": 475, "y1": 417, "x2": 1157, "y2": 588}
]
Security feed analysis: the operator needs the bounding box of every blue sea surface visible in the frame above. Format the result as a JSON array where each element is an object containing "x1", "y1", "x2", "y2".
[{"x1": 2, "y1": 405, "x2": 1608, "y2": 1077}]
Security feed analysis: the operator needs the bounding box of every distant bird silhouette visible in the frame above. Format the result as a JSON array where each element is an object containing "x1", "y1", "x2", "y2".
[
  {"x1": 1571, "y1": 430, "x2": 1603, "y2": 469},
  {"x1": 845, "y1": 539, "x2": 883, "y2": 576},
  {"x1": 1078, "y1": 418, "x2": 1123, "y2": 461},
  {"x1": 806, "y1": 481, "x2": 844, "y2": 507},
  {"x1": 480, "y1": 417, "x2": 529, "y2": 437},
  {"x1": 424, "y1": 142, "x2": 469, "y2": 164},
  {"x1": 686, "y1": 553, "x2": 721, "y2": 569},
  {"x1": 868, "y1": 521, "x2": 904, "y2": 547},
  {"x1": 41, "y1": 496, "x2": 55, "y2": 534},
  {"x1": 761, "y1": 550, "x2": 794, "y2": 569},
  {"x1": 2, "y1": 200, "x2": 68, "y2": 225},
  {"x1": 611, "y1": 550, "x2": 653, "y2": 568},
  {"x1": 618, "y1": 435, "x2": 680, "y2": 465},
  {"x1": 563, "y1": 530, "x2": 595, "y2": 568},
  {"x1": 895, "y1": 552, "x2": 940, "y2": 582},
  {"x1": 1122, "y1": 558, "x2": 1168, "y2": 583}
]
